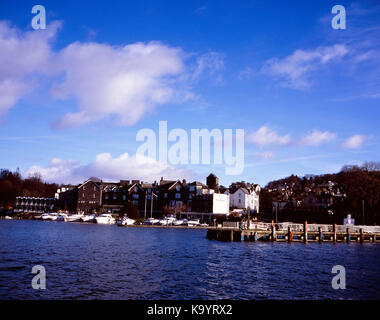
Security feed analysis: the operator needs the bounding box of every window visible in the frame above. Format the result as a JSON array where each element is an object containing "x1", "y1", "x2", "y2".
[
  {"x1": 175, "y1": 193, "x2": 181, "y2": 199},
  {"x1": 164, "y1": 193, "x2": 168, "y2": 199},
  {"x1": 94, "y1": 186, "x2": 96, "y2": 191},
  {"x1": 134, "y1": 187, "x2": 138, "y2": 192},
  {"x1": 83, "y1": 186, "x2": 86, "y2": 191},
  {"x1": 133, "y1": 194, "x2": 139, "y2": 199},
  {"x1": 93, "y1": 194, "x2": 96, "y2": 199},
  {"x1": 114, "y1": 188, "x2": 118, "y2": 193},
  {"x1": 105, "y1": 195, "x2": 109, "y2": 200},
  {"x1": 83, "y1": 193, "x2": 85, "y2": 198},
  {"x1": 122, "y1": 195, "x2": 127, "y2": 201},
  {"x1": 189, "y1": 186, "x2": 195, "y2": 192},
  {"x1": 113, "y1": 195, "x2": 117, "y2": 200},
  {"x1": 148, "y1": 188, "x2": 151, "y2": 193},
  {"x1": 176, "y1": 186, "x2": 180, "y2": 191}
]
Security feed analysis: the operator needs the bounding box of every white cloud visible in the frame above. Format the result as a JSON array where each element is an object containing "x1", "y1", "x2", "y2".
[
  {"x1": 0, "y1": 20, "x2": 222, "y2": 126},
  {"x1": 340, "y1": 134, "x2": 366, "y2": 149},
  {"x1": 192, "y1": 51, "x2": 225, "y2": 83},
  {"x1": 254, "y1": 151, "x2": 275, "y2": 160},
  {"x1": 53, "y1": 41, "x2": 188, "y2": 127},
  {"x1": 0, "y1": 21, "x2": 61, "y2": 117},
  {"x1": 262, "y1": 44, "x2": 348, "y2": 89},
  {"x1": 25, "y1": 153, "x2": 195, "y2": 184},
  {"x1": 247, "y1": 126, "x2": 292, "y2": 147},
  {"x1": 300, "y1": 130, "x2": 337, "y2": 146}
]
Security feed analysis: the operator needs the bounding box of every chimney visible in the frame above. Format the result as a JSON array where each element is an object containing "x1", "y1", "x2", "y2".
[{"x1": 182, "y1": 179, "x2": 186, "y2": 185}]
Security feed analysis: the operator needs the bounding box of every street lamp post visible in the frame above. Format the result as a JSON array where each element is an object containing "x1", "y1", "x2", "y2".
[
  {"x1": 362, "y1": 200, "x2": 365, "y2": 225},
  {"x1": 144, "y1": 192, "x2": 147, "y2": 219}
]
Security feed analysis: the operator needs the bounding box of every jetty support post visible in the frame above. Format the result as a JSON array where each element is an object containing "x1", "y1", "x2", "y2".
[
  {"x1": 271, "y1": 224, "x2": 276, "y2": 242},
  {"x1": 333, "y1": 224, "x2": 337, "y2": 243},
  {"x1": 346, "y1": 227, "x2": 351, "y2": 243},
  {"x1": 319, "y1": 227, "x2": 323, "y2": 243},
  {"x1": 360, "y1": 228, "x2": 364, "y2": 243},
  {"x1": 288, "y1": 226, "x2": 293, "y2": 242},
  {"x1": 230, "y1": 230, "x2": 234, "y2": 242},
  {"x1": 304, "y1": 221, "x2": 308, "y2": 243}
]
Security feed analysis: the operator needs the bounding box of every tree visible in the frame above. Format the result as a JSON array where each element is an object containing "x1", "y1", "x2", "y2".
[{"x1": 124, "y1": 202, "x2": 140, "y2": 219}]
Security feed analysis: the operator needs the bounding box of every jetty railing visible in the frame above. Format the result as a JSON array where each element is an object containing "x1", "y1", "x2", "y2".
[{"x1": 211, "y1": 221, "x2": 380, "y2": 243}]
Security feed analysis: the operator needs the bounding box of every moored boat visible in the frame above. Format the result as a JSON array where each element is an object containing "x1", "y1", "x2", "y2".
[
  {"x1": 95, "y1": 213, "x2": 116, "y2": 225},
  {"x1": 57, "y1": 213, "x2": 69, "y2": 222},
  {"x1": 144, "y1": 218, "x2": 160, "y2": 225},
  {"x1": 117, "y1": 216, "x2": 135, "y2": 226},
  {"x1": 187, "y1": 219, "x2": 200, "y2": 227},
  {"x1": 66, "y1": 213, "x2": 84, "y2": 222},
  {"x1": 172, "y1": 219, "x2": 185, "y2": 226},
  {"x1": 81, "y1": 214, "x2": 96, "y2": 223}
]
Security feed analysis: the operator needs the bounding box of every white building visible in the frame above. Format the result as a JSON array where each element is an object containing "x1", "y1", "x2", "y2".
[
  {"x1": 211, "y1": 193, "x2": 229, "y2": 215},
  {"x1": 226, "y1": 185, "x2": 260, "y2": 213},
  {"x1": 191, "y1": 191, "x2": 230, "y2": 215}
]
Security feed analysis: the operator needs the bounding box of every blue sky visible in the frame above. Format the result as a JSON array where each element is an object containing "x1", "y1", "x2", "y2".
[{"x1": 0, "y1": 0, "x2": 379, "y2": 187}]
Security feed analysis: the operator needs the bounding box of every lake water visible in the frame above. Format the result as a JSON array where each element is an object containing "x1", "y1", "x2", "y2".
[{"x1": 0, "y1": 220, "x2": 379, "y2": 299}]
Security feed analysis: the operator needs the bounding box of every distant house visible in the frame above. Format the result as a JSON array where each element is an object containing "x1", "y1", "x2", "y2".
[
  {"x1": 186, "y1": 181, "x2": 209, "y2": 208},
  {"x1": 227, "y1": 185, "x2": 260, "y2": 213},
  {"x1": 15, "y1": 196, "x2": 56, "y2": 213},
  {"x1": 191, "y1": 192, "x2": 229, "y2": 215},
  {"x1": 56, "y1": 185, "x2": 78, "y2": 212},
  {"x1": 206, "y1": 173, "x2": 219, "y2": 190},
  {"x1": 156, "y1": 178, "x2": 187, "y2": 211},
  {"x1": 77, "y1": 177, "x2": 103, "y2": 213}
]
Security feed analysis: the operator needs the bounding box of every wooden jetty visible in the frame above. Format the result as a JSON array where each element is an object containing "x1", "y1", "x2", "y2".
[{"x1": 206, "y1": 221, "x2": 380, "y2": 243}]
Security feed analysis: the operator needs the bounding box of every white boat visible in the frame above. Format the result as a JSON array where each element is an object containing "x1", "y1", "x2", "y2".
[
  {"x1": 187, "y1": 219, "x2": 200, "y2": 227},
  {"x1": 95, "y1": 213, "x2": 116, "y2": 225},
  {"x1": 117, "y1": 216, "x2": 135, "y2": 226},
  {"x1": 41, "y1": 213, "x2": 51, "y2": 220},
  {"x1": 41, "y1": 213, "x2": 59, "y2": 221},
  {"x1": 49, "y1": 213, "x2": 59, "y2": 221},
  {"x1": 144, "y1": 218, "x2": 160, "y2": 225},
  {"x1": 66, "y1": 213, "x2": 84, "y2": 222},
  {"x1": 159, "y1": 215, "x2": 177, "y2": 226},
  {"x1": 4, "y1": 216, "x2": 13, "y2": 220},
  {"x1": 173, "y1": 219, "x2": 185, "y2": 226},
  {"x1": 200, "y1": 223, "x2": 209, "y2": 227},
  {"x1": 159, "y1": 218, "x2": 169, "y2": 225},
  {"x1": 81, "y1": 214, "x2": 96, "y2": 223},
  {"x1": 56, "y1": 213, "x2": 69, "y2": 222}
]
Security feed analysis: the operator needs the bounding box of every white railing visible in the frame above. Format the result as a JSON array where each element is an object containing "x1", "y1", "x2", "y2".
[{"x1": 247, "y1": 222, "x2": 380, "y2": 233}]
